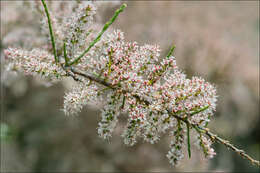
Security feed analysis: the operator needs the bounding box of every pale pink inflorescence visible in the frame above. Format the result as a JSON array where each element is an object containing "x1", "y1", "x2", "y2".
[
  {"x1": 63, "y1": 83, "x2": 99, "y2": 116},
  {"x1": 3, "y1": 2, "x2": 217, "y2": 167},
  {"x1": 167, "y1": 125, "x2": 185, "y2": 166},
  {"x1": 63, "y1": 2, "x2": 96, "y2": 57},
  {"x1": 196, "y1": 134, "x2": 216, "y2": 159},
  {"x1": 4, "y1": 48, "x2": 65, "y2": 83}
]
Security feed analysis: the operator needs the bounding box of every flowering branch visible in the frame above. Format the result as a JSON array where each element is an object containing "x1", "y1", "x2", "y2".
[
  {"x1": 3, "y1": 1, "x2": 260, "y2": 168},
  {"x1": 65, "y1": 66, "x2": 260, "y2": 167},
  {"x1": 149, "y1": 45, "x2": 175, "y2": 85},
  {"x1": 68, "y1": 3, "x2": 127, "y2": 66},
  {"x1": 65, "y1": 64, "x2": 259, "y2": 167}
]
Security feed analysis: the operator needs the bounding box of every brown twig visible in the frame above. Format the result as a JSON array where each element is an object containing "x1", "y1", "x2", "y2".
[{"x1": 196, "y1": 126, "x2": 260, "y2": 167}]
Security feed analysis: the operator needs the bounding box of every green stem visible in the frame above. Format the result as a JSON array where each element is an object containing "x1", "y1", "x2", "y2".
[
  {"x1": 63, "y1": 43, "x2": 69, "y2": 66},
  {"x1": 41, "y1": 0, "x2": 58, "y2": 63},
  {"x1": 68, "y1": 3, "x2": 127, "y2": 66},
  {"x1": 190, "y1": 105, "x2": 209, "y2": 116},
  {"x1": 186, "y1": 122, "x2": 191, "y2": 158},
  {"x1": 166, "y1": 44, "x2": 175, "y2": 58}
]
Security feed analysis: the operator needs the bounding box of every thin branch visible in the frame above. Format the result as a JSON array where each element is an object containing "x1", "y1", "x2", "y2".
[
  {"x1": 121, "y1": 95, "x2": 126, "y2": 110},
  {"x1": 196, "y1": 126, "x2": 260, "y2": 167},
  {"x1": 41, "y1": 0, "x2": 58, "y2": 63},
  {"x1": 68, "y1": 3, "x2": 127, "y2": 66},
  {"x1": 70, "y1": 67, "x2": 113, "y2": 89}
]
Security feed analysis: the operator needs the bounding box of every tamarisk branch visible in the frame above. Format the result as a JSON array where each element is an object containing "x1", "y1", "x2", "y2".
[
  {"x1": 64, "y1": 66, "x2": 260, "y2": 167},
  {"x1": 3, "y1": 0, "x2": 259, "y2": 168}
]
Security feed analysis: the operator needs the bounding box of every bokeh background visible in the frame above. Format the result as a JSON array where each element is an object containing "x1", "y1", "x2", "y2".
[{"x1": 1, "y1": 1, "x2": 259, "y2": 172}]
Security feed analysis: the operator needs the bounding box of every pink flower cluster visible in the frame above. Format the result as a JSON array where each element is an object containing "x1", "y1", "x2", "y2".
[
  {"x1": 75, "y1": 30, "x2": 217, "y2": 165},
  {"x1": 3, "y1": 2, "x2": 218, "y2": 167}
]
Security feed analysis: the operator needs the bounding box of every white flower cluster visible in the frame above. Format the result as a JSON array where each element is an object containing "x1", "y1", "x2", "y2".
[
  {"x1": 4, "y1": 48, "x2": 65, "y2": 83},
  {"x1": 63, "y1": 2, "x2": 96, "y2": 57},
  {"x1": 68, "y1": 30, "x2": 217, "y2": 164},
  {"x1": 34, "y1": 1, "x2": 98, "y2": 56},
  {"x1": 166, "y1": 122, "x2": 185, "y2": 166},
  {"x1": 98, "y1": 91, "x2": 122, "y2": 139},
  {"x1": 63, "y1": 83, "x2": 99, "y2": 116},
  {"x1": 3, "y1": 2, "x2": 218, "y2": 167},
  {"x1": 196, "y1": 134, "x2": 216, "y2": 159}
]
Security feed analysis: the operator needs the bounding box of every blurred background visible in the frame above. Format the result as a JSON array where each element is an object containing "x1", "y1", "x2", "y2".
[{"x1": 1, "y1": 1, "x2": 259, "y2": 172}]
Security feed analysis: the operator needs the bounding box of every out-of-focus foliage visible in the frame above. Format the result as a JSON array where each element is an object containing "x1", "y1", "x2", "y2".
[{"x1": 1, "y1": 1, "x2": 259, "y2": 172}]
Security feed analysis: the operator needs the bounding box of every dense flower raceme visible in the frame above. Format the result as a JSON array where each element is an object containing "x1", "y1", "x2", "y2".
[
  {"x1": 4, "y1": 30, "x2": 217, "y2": 166},
  {"x1": 30, "y1": 1, "x2": 98, "y2": 56},
  {"x1": 4, "y1": 48, "x2": 66, "y2": 83},
  {"x1": 3, "y1": 2, "x2": 218, "y2": 167}
]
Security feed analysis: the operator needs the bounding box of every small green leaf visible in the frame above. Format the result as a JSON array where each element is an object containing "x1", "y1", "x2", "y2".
[{"x1": 166, "y1": 44, "x2": 175, "y2": 58}]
